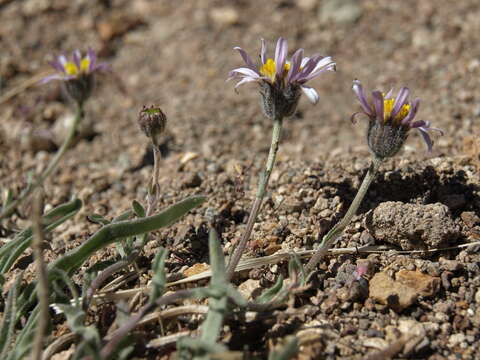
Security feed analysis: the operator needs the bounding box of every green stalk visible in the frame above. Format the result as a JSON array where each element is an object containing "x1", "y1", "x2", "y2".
[
  {"x1": 0, "y1": 105, "x2": 84, "y2": 220},
  {"x1": 226, "y1": 117, "x2": 283, "y2": 280},
  {"x1": 304, "y1": 156, "x2": 383, "y2": 273}
]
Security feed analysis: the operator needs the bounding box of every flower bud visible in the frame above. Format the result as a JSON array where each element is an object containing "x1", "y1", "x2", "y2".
[{"x1": 138, "y1": 105, "x2": 167, "y2": 146}]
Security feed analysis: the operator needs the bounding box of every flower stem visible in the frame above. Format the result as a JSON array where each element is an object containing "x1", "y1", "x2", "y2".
[
  {"x1": 0, "y1": 104, "x2": 84, "y2": 220},
  {"x1": 30, "y1": 194, "x2": 49, "y2": 360},
  {"x1": 226, "y1": 117, "x2": 283, "y2": 280},
  {"x1": 147, "y1": 144, "x2": 161, "y2": 216},
  {"x1": 304, "y1": 156, "x2": 383, "y2": 274}
]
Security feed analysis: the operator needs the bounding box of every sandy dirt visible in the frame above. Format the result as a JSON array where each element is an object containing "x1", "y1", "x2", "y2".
[{"x1": 1, "y1": 0, "x2": 480, "y2": 359}]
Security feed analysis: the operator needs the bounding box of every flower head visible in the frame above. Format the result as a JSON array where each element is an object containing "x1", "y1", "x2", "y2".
[
  {"x1": 351, "y1": 80, "x2": 443, "y2": 158},
  {"x1": 41, "y1": 48, "x2": 108, "y2": 105},
  {"x1": 138, "y1": 105, "x2": 167, "y2": 146},
  {"x1": 227, "y1": 37, "x2": 335, "y2": 118}
]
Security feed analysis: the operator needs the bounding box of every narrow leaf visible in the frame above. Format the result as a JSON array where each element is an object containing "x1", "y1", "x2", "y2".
[
  {"x1": 87, "y1": 214, "x2": 110, "y2": 225},
  {"x1": 132, "y1": 200, "x2": 146, "y2": 218},
  {"x1": 150, "y1": 248, "x2": 167, "y2": 302},
  {"x1": 50, "y1": 195, "x2": 206, "y2": 275},
  {"x1": 209, "y1": 228, "x2": 226, "y2": 286},
  {"x1": 256, "y1": 275, "x2": 284, "y2": 304}
]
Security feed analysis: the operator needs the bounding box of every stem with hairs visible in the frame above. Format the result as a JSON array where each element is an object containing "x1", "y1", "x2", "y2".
[
  {"x1": 226, "y1": 116, "x2": 283, "y2": 280},
  {"x1": 0, "y1": 103, "x2": 84, "y2": 220},
  {"x1": 305, "y1": 156, "x2": 383, "y2": 273},
  {"x1": 30, "y1": 195, "x2": 49, "y2": 360}
]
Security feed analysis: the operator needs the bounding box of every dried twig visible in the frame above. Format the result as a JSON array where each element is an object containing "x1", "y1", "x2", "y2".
[
  {"x1": 84, "y1": 250, "x2": 139, "y2": 308},
  {"x1": 41, "y1": 333, "x2": 77, "y2": 360},
  {"x1": 0, "y1": 71, "x2": 50, "y2": 105}
]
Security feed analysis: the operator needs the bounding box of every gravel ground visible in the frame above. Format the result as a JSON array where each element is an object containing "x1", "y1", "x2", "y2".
[{"x1": 1, "y1": 0, "x2": 480, "y2": 359}]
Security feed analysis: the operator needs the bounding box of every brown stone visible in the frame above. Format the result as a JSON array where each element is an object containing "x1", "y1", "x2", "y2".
[
  {"x1": 369, "y1": 272, "x2": 418, "y2": 312},
  {"x1": 396, "y1": 270, "x2": 440, "y2": 297}
]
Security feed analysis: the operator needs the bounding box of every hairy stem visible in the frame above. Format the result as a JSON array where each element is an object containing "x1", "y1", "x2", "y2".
[
  {"x1": 147, "y1": 144, "x2": 162, "y2": 216},
  {"x1": 30, "y1": 195, "x2": 49, "y2": 360},
  {"x1": 305, "y1": 156, "x2": 383, "y2": 273},
  {"x1": 0, "y1": 104, "x2": 84, "y2": 220},
  {"x1": 226, "y1": 117, "x2": 283, "y2": 280}
]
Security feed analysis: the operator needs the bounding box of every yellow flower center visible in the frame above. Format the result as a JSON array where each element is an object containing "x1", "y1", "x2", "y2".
[
  {"x1": 383, "y1": 97, "x2": 411, "y2": 123},
  {"x1": 64, "y1": 58, "x2": 91, "y2": 76},
  {"x1": 259, "y1": 58, "x2": 290, "y2": 82},
  {"x1": 80, "y1": 58, "x2": 90, "y2": 72},
  {"x1": 64, "y1": 62, "x2": 79, "y2": 76}
]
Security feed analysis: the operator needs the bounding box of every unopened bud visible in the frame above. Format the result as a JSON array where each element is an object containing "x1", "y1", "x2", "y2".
[{"x1": 138, "y1": 105, "x2": 167, "y2": 146}]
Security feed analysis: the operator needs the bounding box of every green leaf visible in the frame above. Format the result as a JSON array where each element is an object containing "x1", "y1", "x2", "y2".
[
  {"x1": 0, "y1": 273, "x2": 23, "y2": 358},
  {"x1": 50, "y1": 195, "x2": 206, "y2": 276},
  {"x1": 85, "y1": 259, "x2": 117, "y2": 274},
  {"x1": 256, "y1": 275, "x2": 284, "y2": 304},
  {"x1": 112, "y1": 210, "x2": 133, "y2": 223},
  {"x1": 88, "y1": 214, "x2": 110, "y2": 225},
  {"x1": 132, "y1": 200, "x2": 146, "y2": 218},
  {"x1": 208, "y1": 228, "x2": 226, "y2": 287},
  {"x1": 288, "y1": 252, "x2": 306, "y2": 286},
  {"x1": 0, "y1": 198, "x2": 82, "y2": 275},
  {"x1": 150, "y1": 248, "x2": 167, "y2": 302}
]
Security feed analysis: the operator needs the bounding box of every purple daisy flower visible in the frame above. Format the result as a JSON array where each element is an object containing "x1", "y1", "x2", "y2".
[
  {"x1": 41, "y1": 48, "x2": 108, "y2": 105},
  {"x1": 41, "y1": 48, "x2": 108, "y2": 83},
  {"x1": 228, "y1": 37, "x2": 335, "y2": 118},
  {"x1": 351, "y1": 80, "x2": 443, "y2": 158}
]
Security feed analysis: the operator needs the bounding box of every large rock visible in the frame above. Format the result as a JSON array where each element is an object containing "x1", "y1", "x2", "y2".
[{"x1": 365, "y1": 202, "x2": 460, "y2": 250}]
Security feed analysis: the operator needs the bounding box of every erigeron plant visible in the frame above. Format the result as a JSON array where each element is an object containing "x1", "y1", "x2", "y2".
[
  {"x1": 0, "y1": 49, "x2": 108, "y2": 220},
  {"x1": 305, "y1": 80, "x2": 444, "y2": 273},
  {"x1": 226, "y1": 37, "x2": 335, "y2": 280},
  {"x1": 0, "y1": 53, "x2": 206, "y2": 358}
]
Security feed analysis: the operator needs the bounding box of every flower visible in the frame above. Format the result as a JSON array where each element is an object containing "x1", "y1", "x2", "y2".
[
  {"x1": 41, "y1": 48, "x2": 108, "y2": 105},
  {"x1": 227, "y1": 37, "x2": 335, "y2": 118},
  {"x1": 351, "y1": 80, "x2": 444, "y2": 158}
]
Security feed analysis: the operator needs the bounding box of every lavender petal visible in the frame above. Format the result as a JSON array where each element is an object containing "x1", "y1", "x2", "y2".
[
  {"x1": 49, "y1": 59, "x2": 65, "y2": 73},
  {"x1": 228, "y1": 67, "x2": 261, "y2": 79},
  {"x1": 401, "y1": 98, "x2": 420, "y2": 125},
  {"x1": 260, "y1": 38, "x2": 267, "y2": 64},
  {"x1": 234, "y1": 47, "x2": 258, "y2": 73},
  {"x1": 353, "y1": 80, "x2": 373, "y2": 116},
  {"x1": 371, "y1": 91, "x2": 385, "y2": 123},
  {"x1": 286, "y1": 48, "x2": 304, "y2": 83},
  {"x1": 87, "y1": 48, "x2": 97, "y2": 72},
  {"x1": 299, "y1": 56, "x2": 335, "y2": 83},
  {"x1": 73, "y1": 50, "x2": 81, "y2": 68},
  {"x1": 418, "y1": 128, "x2": 433, "y2": 151},
  {"x1": 234, "y1": 77, "x2": 259, "y2": 88},
  {"x1": 39, "y1": 74, "x2": 64, "y2": 84},
  {"x1": 390, "y1": 87, "x2": 410, "y2": 119},
  {"x1": 410, "y1": 119, "x2": 427, "y2": 128},
  {"x1": 292, "y1": 54, "x2": 324, "y2": 82},
  {"x1": 350, "y1": 111, "x2": 369, "y2": 123},
  {"x1": 274, "y1": 37, "x2": 288, "y2": 79}
]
